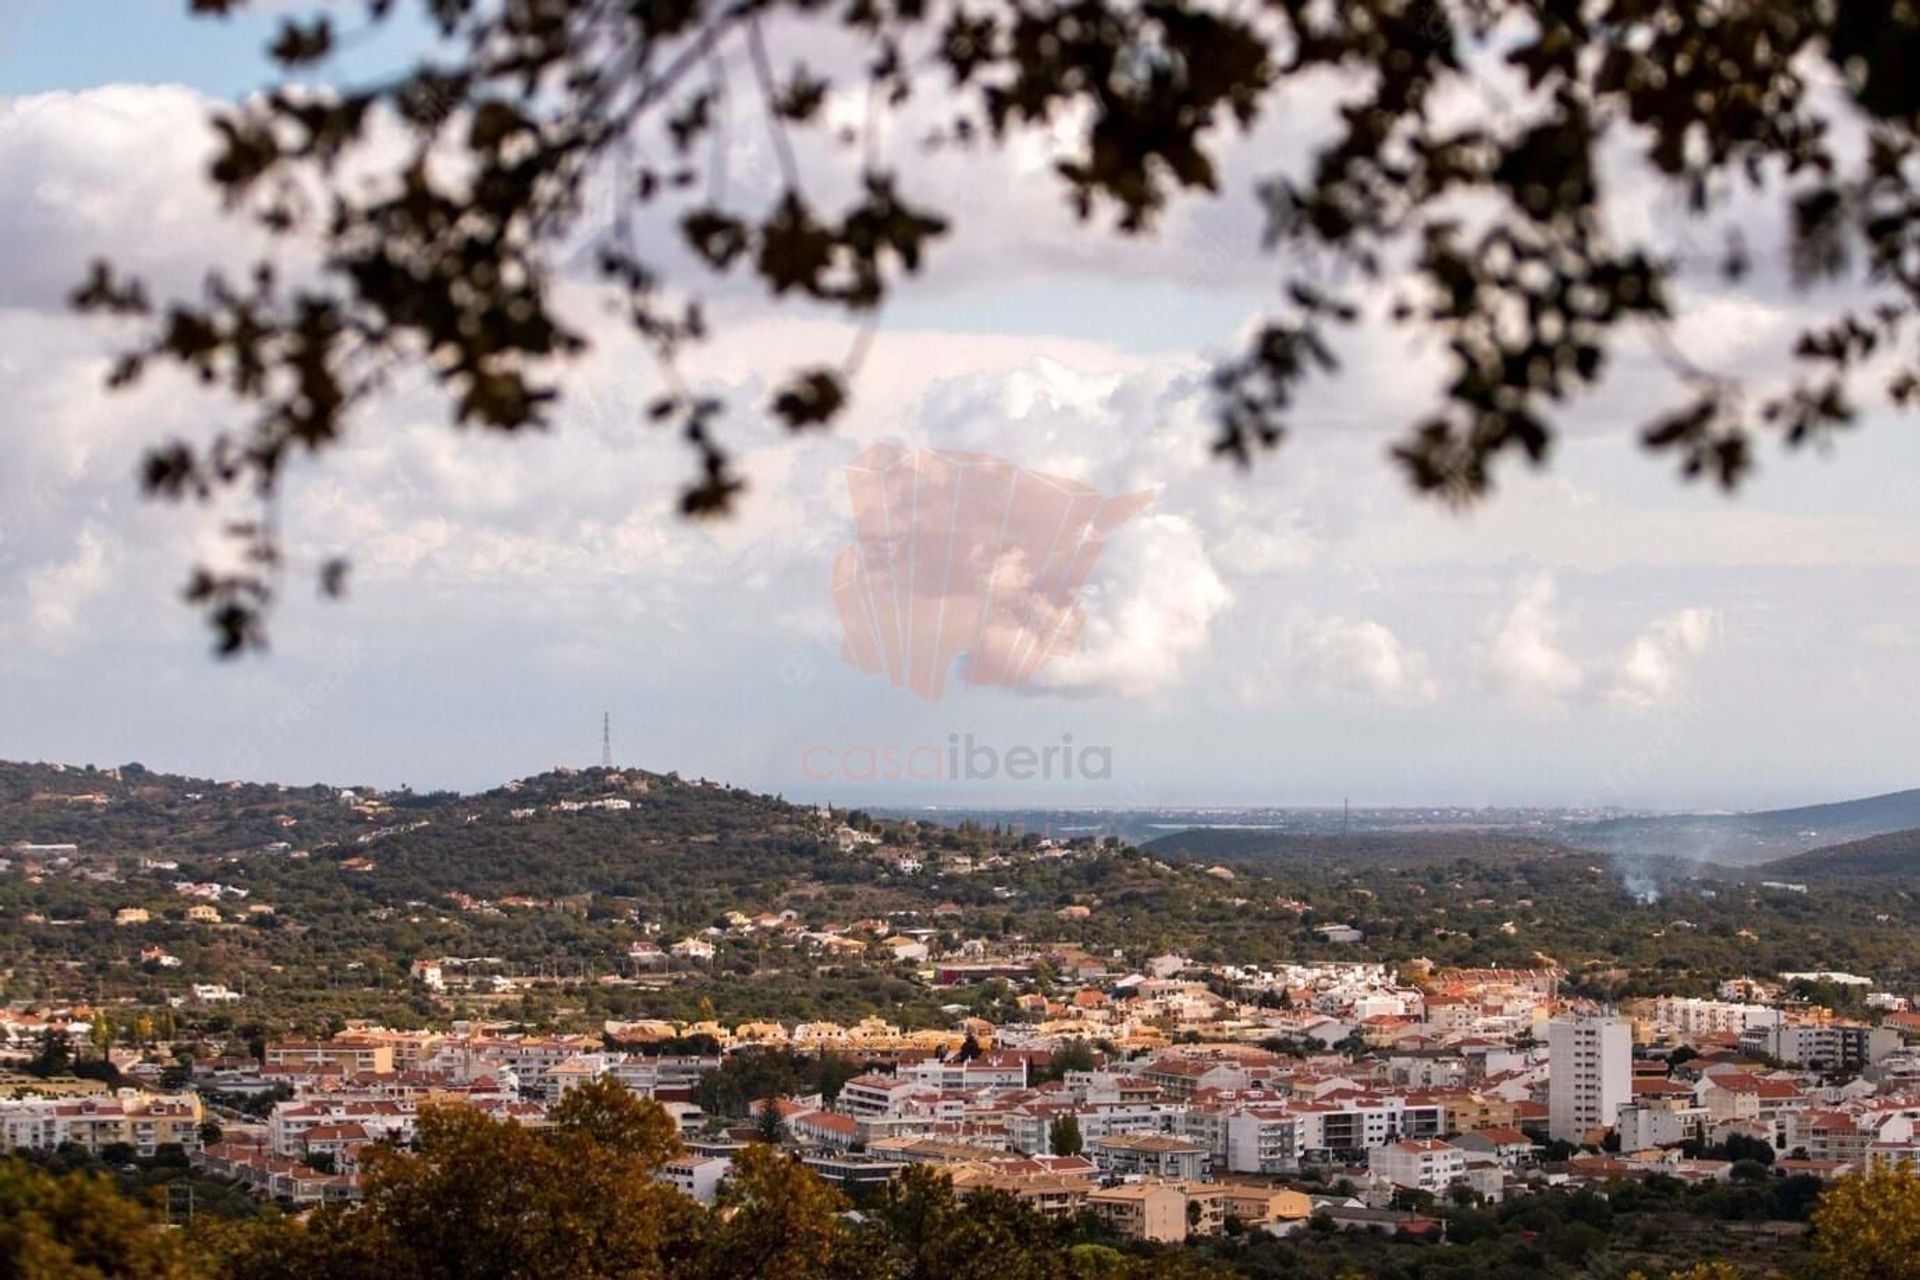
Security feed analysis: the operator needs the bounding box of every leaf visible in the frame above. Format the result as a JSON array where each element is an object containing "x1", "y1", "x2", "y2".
[{"x1": 770, "y1": 368, "x2": 847, "y2": 430}]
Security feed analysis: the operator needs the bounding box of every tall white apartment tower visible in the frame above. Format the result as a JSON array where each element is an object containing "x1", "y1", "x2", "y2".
[{"x1": 1547, "y1": 1014, "x2": 1632, "y2": 1143}]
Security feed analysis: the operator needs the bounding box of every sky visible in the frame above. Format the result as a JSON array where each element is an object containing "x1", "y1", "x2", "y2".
[{"x1": 2, "y1": 2, "x2": 1918, "y2": 810}]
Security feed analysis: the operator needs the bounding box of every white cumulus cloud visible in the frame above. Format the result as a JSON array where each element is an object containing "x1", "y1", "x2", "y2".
[
  {"x1": 1033, "y1": 512, "x2": 1232, "y2": 698},
  {"x1": 1296, "y1": 615, "x2": 1439, "y2": 705},
  {"x1": 1606, "y1": 606, "x2": 1717, "y2": 712},
  {"x1": 24, "y1": 520, "x2": 112, "y2": 645},
  {"x1": 1477, "y1": 574, "x2": 1584, "y2": 707}
]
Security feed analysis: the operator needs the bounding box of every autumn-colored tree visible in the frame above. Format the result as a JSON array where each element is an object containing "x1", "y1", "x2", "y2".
[
  {"x1": 877, "y1": 1166, "x2": 1071, "y2": 1280},
  {"x1": 0, "y1": 1157, "x2": 207, "y2": 1280},
  {"x1": 696, "y1": 1142, "x2": 869, "y2": 1280},
  {"x1": 223, "y1": 1090, "x2": 700, "y2": 1280},
  {"x1": 1625, "y1": 1263, "x2": 1742, "y2": 1280},
  {"x1": 1810, "y1": 1163, "x2": 1920, "y2": 1280},
  {"x1": 11, "y1": 1101, "x2": 1242, "y2": 1280},
  {"x1": 547, "y1": 1074, "x2": 682, "y2": 1165}
]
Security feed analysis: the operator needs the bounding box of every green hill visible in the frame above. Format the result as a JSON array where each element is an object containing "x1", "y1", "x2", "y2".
[
  {"x1": 1760, "y1": 826, "x2": 1920, "y2": 884},
  {"x1": 1566, "y1": 788, "x2": 1920, "y2": 866}
]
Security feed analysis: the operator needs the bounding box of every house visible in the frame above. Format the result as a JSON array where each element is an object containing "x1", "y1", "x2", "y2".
[
  {"x1": 0, "y1": 1092, "x2": 204, "y2": 1157},
  {"x1": 1451, "y1": 1127, "x2": 1538, "y2": 1169},
  {"x1": 947, "y1": 1164, "x2": 1094, "y2": 1218},
  {"x1": 660, "y1": 1154, "x2": 732, "y2": 1205},
  {"x1": 113, "y1": 908, "x2": 150, "y2": 926},
  {"x1": 1087, "y1": 1133, "x2": 1211, "y2": 1181},
  {"x1": 837, "y1": 1074, "x2": 921, "y2": 1118},
  {"x1": 1368, "y1": 1138, "x2": 1466, "y2": 1194},
  {"x1": 788, "y1": 1110, "x2": 860, "y2": 1148},
  {"x1": 184, "y1": 904, "x2": 221, "y2": 924},
  {"x1": 1085, "y1": 1182, "x2": 1191, "y2": 1243},
  {"x1": 1216, "y1": 1183, "x2": 1313, "y2": 1231},
  {"x1": 879, "y1": 937, "x2": 930, "y2": 964}
]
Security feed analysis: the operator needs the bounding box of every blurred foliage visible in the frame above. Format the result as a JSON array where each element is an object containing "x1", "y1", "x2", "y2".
[{"x1": 71, "y1": 1, "x2": 1920, "y2": 648}]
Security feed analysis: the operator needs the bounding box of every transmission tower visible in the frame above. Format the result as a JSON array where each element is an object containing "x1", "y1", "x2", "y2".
[{"x1": 602, "y1": 712, "x2": 613, "y2": 770}]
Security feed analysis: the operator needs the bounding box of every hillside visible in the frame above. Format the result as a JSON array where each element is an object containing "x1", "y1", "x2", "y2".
[
  {"x1": 0, "y1": 758, "x2": 1349, "y2": 1028},
  {"x1": 10, "y1": 758, "x2": 1920, "y2": 1036},
  {"x1": 0, "y1": 758, "x2": 866, "y2": 915},
  {"x1": 1564, "y1": 787, "x2": 1920, "y2": 866},
  {"x1": 1760, "y1": 826, "x2": 1920, "y2": 884}
]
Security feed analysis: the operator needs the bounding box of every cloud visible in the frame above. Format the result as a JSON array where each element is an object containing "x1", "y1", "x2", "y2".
[
  {"x1": 1296, "y1": 616, "x2": 1439, "y2": 705},
  {"x1": 1032, "y1": 512, "x2": 1232, "y2": 698},
  {"x1": 1606, "y1": 607, "x2": 1717, "y2": 712},
  {"x1": 7, "y1": 74, "x2": 1920, "y2": 802},
  {"x1": 0, "y1": 86, "x2": 262, "y2": 312},
  {"x1": 1474, "y1": 581, "x2": 1716, "y2": 714},
  {"x1": 1477, "y1": 574, "x2": 1584, "y2": 707},
  {"x1": 24, "y1": 520, "x2": 112, "y2": 644}
]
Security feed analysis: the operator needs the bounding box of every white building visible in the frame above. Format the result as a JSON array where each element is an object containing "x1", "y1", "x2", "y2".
[
  {"x1": 661, "y1": 1154, "x2": 731, "y2": 1205},
  {"x1": 1743, "y1": 1022, "x2": 1902, "y2": 1071},
  {"x1": 1615, "y1": 1099, "x2": 1710, "y2": 1150},
  {"x1": 1548, "y1": 1014, "x2": 1632, "y2": 1143},
  {"x1": 837, "y1": 1074, "x2": 920, "y2": 1119},
  {"x1": 1368, "y1": 1138, "x2": 1466, "y2": 1194},
  {"x1": 901, "y1": 1056, "x2": 1028, "y2": 1090},
  {"x1": 1648, "y1": 997, "x2": 1781, "y2": 1038},
  {"x1": 1223, "y1": 1106, "x2": 1302, "y2": 1174}
]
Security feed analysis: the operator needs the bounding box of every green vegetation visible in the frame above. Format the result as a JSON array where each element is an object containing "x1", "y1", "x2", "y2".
[
  {"x1": 7, "y1": 760, "x2": 1920, "y2": 1040},
  {"x1": 1764, "y1": 827, "x2": 1920, "y2": 885}
]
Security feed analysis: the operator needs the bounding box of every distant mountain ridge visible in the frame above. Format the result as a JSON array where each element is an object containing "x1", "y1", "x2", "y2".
[
  {"x1": 1761, "y1": 826, "x2": 1920, "y2": 883},
  {"x1": 1568, "y1": 787, "x2": 1920, "y2": 867}
]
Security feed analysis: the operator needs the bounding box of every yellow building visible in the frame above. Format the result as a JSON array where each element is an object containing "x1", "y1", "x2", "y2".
[
  {"x1": 1439, "y1": 1091, "x2": 1519, "y2": 1134},
  {"x1": 947, "y1": 1165, "x2": 1093, "y2": 1218},
  {"x1": 1086, "y1": 1182, "x2": 1191, "y2": 1243},
  {"x1": 1216, "y1": 1183, "x2": 1313, "y2": 1229},
  {"x1": 265, "y1": 1040, "x2": 396, "y2": 1075}
]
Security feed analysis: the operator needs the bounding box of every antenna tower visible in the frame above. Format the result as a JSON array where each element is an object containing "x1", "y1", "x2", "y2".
[{"x1": 602, "y1": 712, "x2": 613, "y2": 770}]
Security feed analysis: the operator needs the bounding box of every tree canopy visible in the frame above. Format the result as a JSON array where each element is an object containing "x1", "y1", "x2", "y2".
[
  {"x1": 1808, "y1": 1162, "x2": 1920, "y2": 1280},
  {"x1": 75, "y1": 0, "x2": 1920, "y2": 648},
  {"x1": 4, "y1": 1101, "x2": 1920, "y2": 1279}
]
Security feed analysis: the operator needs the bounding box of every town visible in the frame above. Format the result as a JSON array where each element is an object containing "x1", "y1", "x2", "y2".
[
  {"x1": 9, "y1": 967, "x2": 1918, "y2": 1230},
  {"x1": 6, "y1": 759, "x2": 1920, "y2": 1278}
]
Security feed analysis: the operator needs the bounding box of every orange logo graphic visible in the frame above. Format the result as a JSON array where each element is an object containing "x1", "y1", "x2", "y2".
[{"x1": 832, "y1": 444, "x2": 1152, "y2": 700}]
